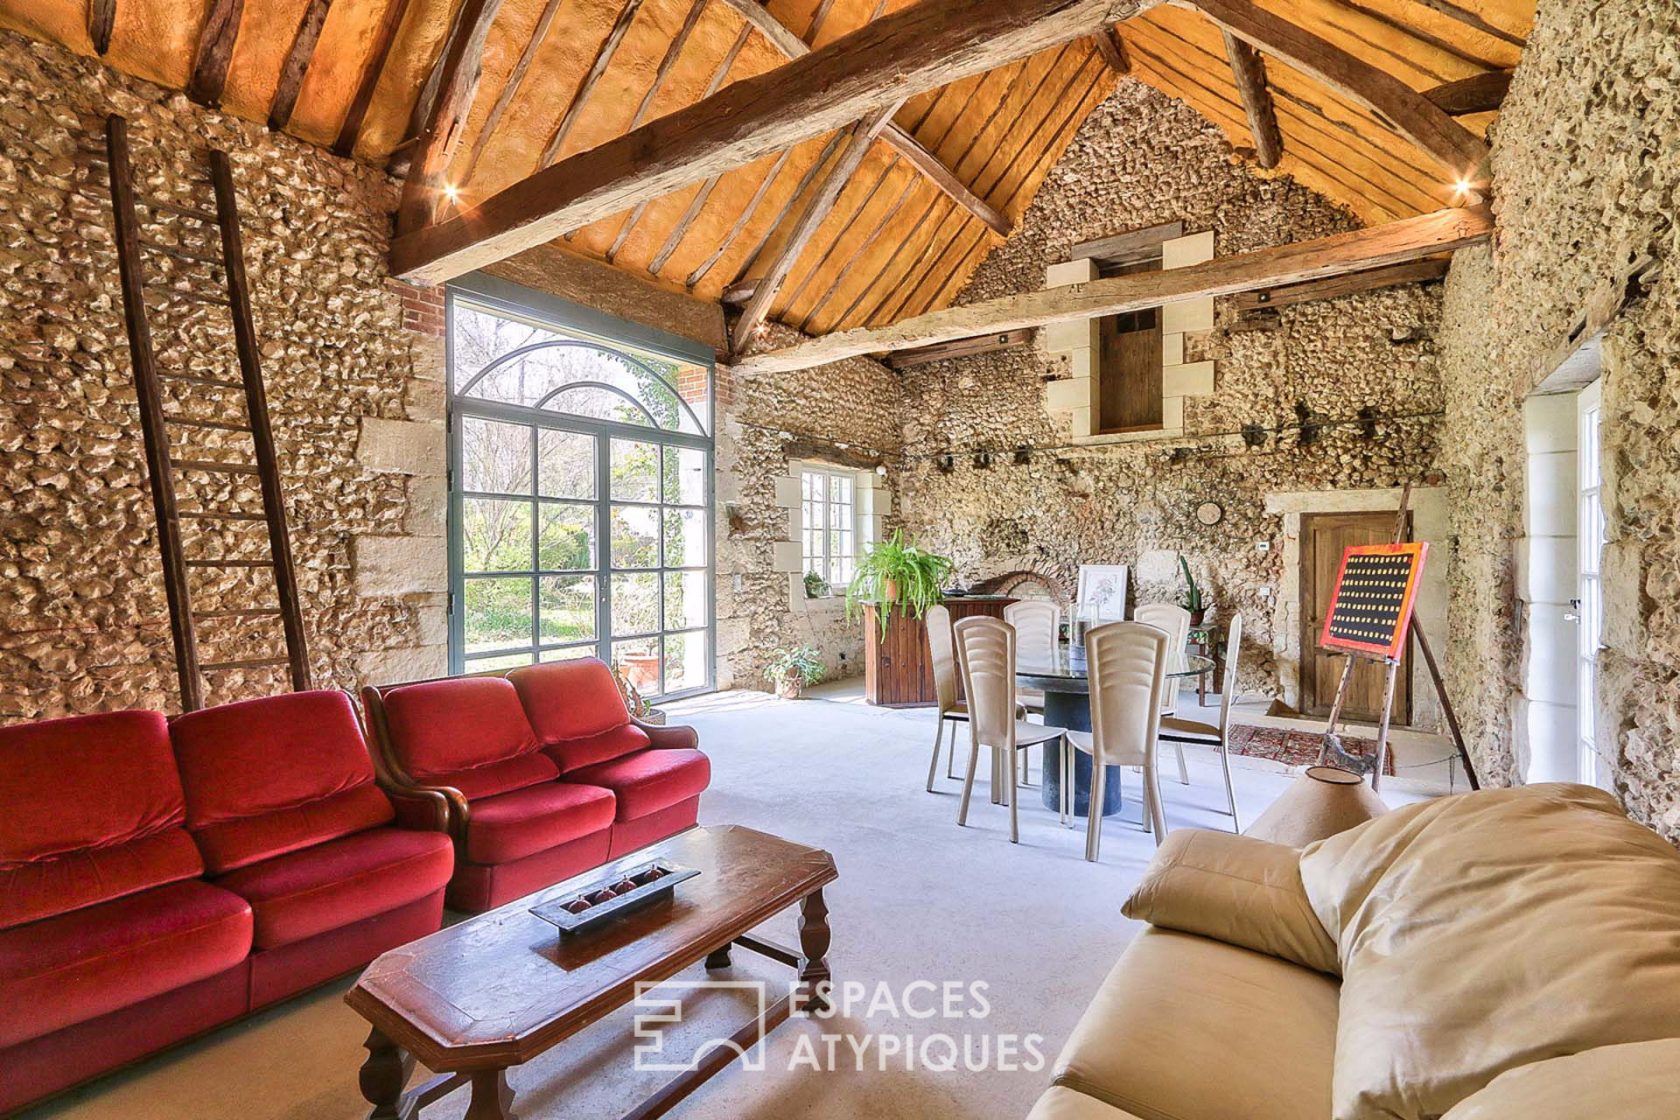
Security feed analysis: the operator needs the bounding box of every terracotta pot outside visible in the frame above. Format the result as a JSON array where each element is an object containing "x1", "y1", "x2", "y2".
[
  {"x1": 882, "y1": 577, "x2": 900, "y2": 603},
  {"x1": 619, "y1": 654, "x2": 660, "y2": 692},
  {"x1": 778, "y1": 681, "x2": 803, "y2": 700}
]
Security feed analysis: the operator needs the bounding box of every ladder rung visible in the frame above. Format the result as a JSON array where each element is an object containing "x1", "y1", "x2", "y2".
[
  {"x1": 183, "y1": 559, "x2": 274, "y2": 568},
  {"x1": 195, "y1": 608, "x2": 283, "y2": 619},
  {"x1": 160, "y1": 372, "x2": 245, "y2": 390},
  {"x1": 145, "y1": 288, "x2": 230, "y2": 307},
  {"x1": 178, "y1": 511, "x2": 266, "y2": 521},
  {"x1": 200, "y1": 658, "x2": 289, "y2": 672},
  {"x1": 172, "y1": 458, "x2": 260, "y2": 475},
  {"x1": 166, "y1": 415, "x2": 251, "y2": 433},
  {"x1": 142, "y1": 239, "x2": 224, "y2": 267},
  {"x1": 138, "y1": 197, "x2": 221, "y2": 225}
]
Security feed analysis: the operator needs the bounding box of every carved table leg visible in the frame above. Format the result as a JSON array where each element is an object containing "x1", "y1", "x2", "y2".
[
  {"x1": 797, "y1": 887, "x2": 832, "y2": 1013},
  {"x1": 358, "y1": 1026, "x2": 413, "y2": 1120},
  {"x1": 464, "y1": 1069, "x2": 517, "y2": 1120},
  {"x1": 705, "y1": 943, "x2": 734, "y2": 970}
]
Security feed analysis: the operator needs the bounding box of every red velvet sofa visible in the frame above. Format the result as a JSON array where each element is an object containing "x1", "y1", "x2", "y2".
[
  {"x1": 0, "y1": 693, "x2": 454, "y2": 1114},
  {"x1": 363, "y1": 659, "x2": 708, "y2": 912}
]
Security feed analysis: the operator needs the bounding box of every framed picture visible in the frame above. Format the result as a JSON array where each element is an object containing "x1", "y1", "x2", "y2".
[
  {"x1": 1076, "y1": 564, "x2": 1129, "y2": 622},
  {"x1": 1319, "y1": 542, "x2": 1428, "y2": 659}
]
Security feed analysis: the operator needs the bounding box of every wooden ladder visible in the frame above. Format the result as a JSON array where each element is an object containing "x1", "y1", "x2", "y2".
[{"x1": 102, "y1": 114, "x2": 310, "y2": 712}]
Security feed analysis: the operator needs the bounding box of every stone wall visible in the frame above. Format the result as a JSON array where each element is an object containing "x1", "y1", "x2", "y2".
[
  {"x1": 894, "y1": 81, "x2": 1447, "y2": 709},
  {"x1": 0, "y1": 33, "x2": 445, "y2": 720},
  {"x1": 1435, "y1": 0, "x2": 1680, "y2": 838},
  {"x1": 715, "y1": 321, "x2": 903, "y2": 690}
]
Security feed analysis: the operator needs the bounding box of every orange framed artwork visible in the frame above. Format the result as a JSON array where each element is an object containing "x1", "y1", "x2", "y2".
[{"x1": 1318, "y1": 542, "x2": 1429, "y2": 660}]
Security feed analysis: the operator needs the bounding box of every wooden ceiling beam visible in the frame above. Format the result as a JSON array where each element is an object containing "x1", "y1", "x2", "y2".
[
  {"x1": 1091, "y1": 25, "x2": 1130, "y2": 73},
  {"x1": 1425, "y1": 69, "x2": 1514, "y2": 116},
  {"x1": 1231, "y1": 256, "x2": 1450, "y2": 311},
  {"x1": 733, "y1": 105, "x2": 900, "y2": 352},
  {"x1": 732, "y1": 204, "x2": 1492, "y2": 373},
  {"x1": 397, "y1": 0, "x2": 507, "y2": 233},
  {"x1": 187, "y1": 0, "x2": 244, "y2": 107},
  {"x1": 88, "y1": 0, "x2": 117, "y2": 55},
  {"x1": 539, "y1": 0, "x2": 647, "y2": 168},
  {"x1": 713, "y1": 0, "x2": 1011, "y2": 237},
  {"x1": 1222, "y1": 31, "x2": 1282, "y2": 169},
  {"x1": 390, "y1": 0, "x2": 1153, "y2": 283},
  {"x1": 1410, "y1": 0, "x2": 1526, "y2": 50},
  {"x1": 269, "y1": 0, "x2": 334, "y2": 131},
  {"x1": 334, "y1": 0, "x2": 413, "y2": 157},
  {"x1": 1190, "y1": 0, "x2": 1489, "y2": 185},
  {"x1": 456, "y1": 0, "x2": 565, "y2": 185},
  {"x1": 885, "y1": 328, "x2": 1032, "y2": 368}
]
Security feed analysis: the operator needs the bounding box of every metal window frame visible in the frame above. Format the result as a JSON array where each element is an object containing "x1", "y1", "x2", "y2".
[
  {"x1": 445, "y1": 278, "x2": 716, "y2": 702},
  {"x1": 798, "y1": 464, "x2": 859, "y2": 588}
]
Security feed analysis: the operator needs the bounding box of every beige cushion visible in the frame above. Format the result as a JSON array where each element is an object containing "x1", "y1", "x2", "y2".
[
  {"x1": 1026, "y1": 1087, "x2": 1147, "y2": 1120},
  {"x1": 1052, "y1": 928, "x2": 1338, "y2": 1120},
  {"x1": 1157, "y1": 715, "x2": 1218, "y2": 739},
  {"x1": 1121, "y1": 829, "x2": 1338, "y2": 974},
  {"x1": 1300, "y1": 783, "x2": 1680, "y2": 1120},
  {"x1": 1442, "y1": 1039, "x2": 1680, "y2": 1119}
]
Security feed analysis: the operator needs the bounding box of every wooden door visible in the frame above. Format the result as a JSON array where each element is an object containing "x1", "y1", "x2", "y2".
[{"x1": 1301, "y1": 512, "x2": 1411, "y2": 722}]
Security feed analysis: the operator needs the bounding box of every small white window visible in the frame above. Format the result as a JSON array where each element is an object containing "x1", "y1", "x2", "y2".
[
  {"x1": 801, "y1": 467, "x2": 858, "y2": 590},
  {"x1": 1577, "y1": 380, "x2": 1605, "y2": 787}
]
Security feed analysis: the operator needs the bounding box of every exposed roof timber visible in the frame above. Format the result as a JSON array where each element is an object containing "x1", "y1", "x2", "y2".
[
  {"x1": 717, "y1": 131, "x2": 850, "y2": 289},
  {"x1": 713, "y1": 0, "x2": 1011, "y2": 237},
  {"x1": 456, "y1": 0, "x2": 566, "y2": 186},
  {"x1": 732, "y1": 204, "x2": 1492, "y2": 374},
  {"x1": 1231, "y1": 256, "x2": 1450, "y2": 311},
  {"x1": 88, "y1": 0, "x2": 116, "y2": 55},
  {"x1": 884, "y1": 329, "x2": 1034, "y2": 369},
  {"x1": 1411, "y1": 0, "x2": 1527, "y2": 49},
  {"x1": 398, "y1": 0, "x2": 507, "y2": 232},
  {"x1": 1187, "y1": 0, "x2": 1489, "y2": 185},
  {"x1": 268, "y1": 0, "x2": 334, "y2": 131},
  {"x1": 1222, "y1": 31, "x2": 1282, "y2": 168},
  {"x1": 389, "y1": 0, "x2": 1155, "y2": 283},
  {"x1": 1091, "y1": 25, "x2": 1130, "y2": 73},
  {"x1": 1425, "y1": 69, "x2": 1513, "y2": 116},
  {"x1": 187, "y1": 0, "x2": 243, "y2": 107},
  {"x1": 733, "y1": 105, "x2": 901, "y2": 352},
  {"x1": 540, "y1": 0, "x2": 648, "y2": 167},
  {"x1": 333, "y1": 0, "x2": 413, "y2": 157}
]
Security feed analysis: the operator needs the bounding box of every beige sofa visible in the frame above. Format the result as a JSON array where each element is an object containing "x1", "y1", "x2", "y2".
[{"x1": 1028, "y1": 784, "x2": 1680, "y2": 1120}]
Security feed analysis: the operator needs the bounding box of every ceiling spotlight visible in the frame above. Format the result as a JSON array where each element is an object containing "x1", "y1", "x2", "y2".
[{"x1": 444, "y1": 183, "x2": 461, "y2": 203}]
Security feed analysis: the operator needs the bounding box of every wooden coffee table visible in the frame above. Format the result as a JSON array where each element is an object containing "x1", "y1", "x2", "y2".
[{"x1": 346, "y1": 825, "x2": 837, "y2": 1119}]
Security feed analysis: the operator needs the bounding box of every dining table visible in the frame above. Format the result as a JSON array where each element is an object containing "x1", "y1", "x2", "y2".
[{"x1": 1017, "y1": 645, "x2": 1216, "y2": 818}]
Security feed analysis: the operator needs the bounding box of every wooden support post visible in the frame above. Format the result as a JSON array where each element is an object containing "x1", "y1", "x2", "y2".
[{"x1": 1410, "y1": 616, "x2": 1479, "y2": 789}]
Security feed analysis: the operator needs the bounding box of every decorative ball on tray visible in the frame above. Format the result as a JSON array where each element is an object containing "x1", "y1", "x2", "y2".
[{"x1": 533, "y1": 860, "x2": 699, "y2": 936}]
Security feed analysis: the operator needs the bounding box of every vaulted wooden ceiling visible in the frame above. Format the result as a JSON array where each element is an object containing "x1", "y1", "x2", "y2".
[{"x1": 2, "y1": 0, "x2": 1532, "y2": 343}]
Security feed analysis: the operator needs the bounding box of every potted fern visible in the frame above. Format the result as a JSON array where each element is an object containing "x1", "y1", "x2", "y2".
[
  {"x1": 1177, "y1": 553, "x2": 1209, "y2": 625},
  {"x1": 765, "y1": 646, "x2": 824, "y2": 699},
  {"x1": 847, "y1": 530, "x2": 955, "y2": 638}
]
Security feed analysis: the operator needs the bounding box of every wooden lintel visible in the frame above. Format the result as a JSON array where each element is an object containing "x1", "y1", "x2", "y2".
[
  {"x1": 88, "y1": 0, "x2": 118, "y2": 55},
  {"x1": 269, "y1": 0, "x2": 334, "y2": 130},
  {"x1": 1231, "y1": 257, "x2": 1450, "y2": 312},
  {"x1": 781, "y1": 435, "x2": 882, "y2": 471},
  {"x1": 389, "y1": 0, "x2": 1148, "y2": 282},
  {"x1": 1222, "y1": 31, "x2": 1282, "y2": 169},
  {"x1": 1070, "y1": 220, "x2": 1183, "y2": 264},
  {"x1": 1424, "y1": 69, "x2": 1514, "y2": 116},
  {"x1": 397, "y1": 0, "x2": 507, "y2": 233},
  {"x1": 187, "y1": 0, "x2": 244, "y2": 107},
  {"x1": 885, "y1": 328, "x2": 1033, "y2": 368},
  {"x1": 333, "y1": 0, "x2": 413, "y2": 157},
  {"x1": 1192, "y1": 0, "x2": 1488, "y2": 184},
  {"x1": 714, "y1": 0, "x2": 1011, "y2": 237},
  {"x1": 1091, "y1": 25, "x2": 1130, "y2": 73},
  {"x1": 733, "y1": 205, "x2": 1492, "y2": 374}
]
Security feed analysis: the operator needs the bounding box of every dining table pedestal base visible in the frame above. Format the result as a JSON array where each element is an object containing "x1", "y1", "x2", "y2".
[{"x1": 1038, "y1": 688, "x2": 1125, "y2": 818}]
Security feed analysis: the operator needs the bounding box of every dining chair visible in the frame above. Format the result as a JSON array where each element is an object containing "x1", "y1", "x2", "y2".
[
  {"x1": 1133, "y1": 601, "x2": 1191, "y2": 784},
  {"x1": 1003, "y1": 600, "x2": 1057, "y2": 719},
  {"x1": 955, "y1": 616, "x2": 1067, "y2": 844},
  {"x1": 1061, "y1": 621, "x2": 1169, "y2": 859},
  {"x1": 924, "y1": 604, "x2": 969, "y2": 792},
  {"x1": 1157, "y1": 613, "x2": 1244, "y2": 832}
]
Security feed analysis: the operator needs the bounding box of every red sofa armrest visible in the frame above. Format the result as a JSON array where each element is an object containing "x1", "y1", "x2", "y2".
[
  {"x1": 634, "y1": 718, "x2": 698, "y2": 750},
  {"x1": 386, "y1": 786, "x2": 450, "y2": 833}
]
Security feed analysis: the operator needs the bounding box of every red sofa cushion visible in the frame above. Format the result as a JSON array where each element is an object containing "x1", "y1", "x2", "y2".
[
  {"x1": 215, "y1": 827, "x2": 454, "y2": 949},
  {"x1": 465, "y1": 782, "x2": 616, "y2": 865},
  {"x1": 541, "y1": 723, "x2": 653, "y2": 774},
  {"x1": 567, "y1": 749, "x2": 710, "y2": 822},
  {"x1": 0, "y1": 880, "x2": 251, "y2": 1047},
  {"x1": 380, "y1": 677, "x2": 543, "y2": 786},
  {"x1": 0, "y1": 710, "x2": 202, "y2": 929},
  {"x1": 170, "y1": 691, "x2": 395, "y2": 874},
  {"x1": 425, "y1": 752, "x2": 562, "y2": 802},
  {"x1": 508, "y1": 658, "x2": 641, "y2": 753}
]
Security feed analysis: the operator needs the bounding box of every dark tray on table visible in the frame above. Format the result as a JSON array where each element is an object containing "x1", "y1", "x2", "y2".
[{"x1": 530, "y1": 858, "x2": 701, "y2": 937}]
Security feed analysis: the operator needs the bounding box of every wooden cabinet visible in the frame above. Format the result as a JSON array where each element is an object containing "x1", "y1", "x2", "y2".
[{"x1": 863, "y1": 596, "x2": 1015, "y2": 707}]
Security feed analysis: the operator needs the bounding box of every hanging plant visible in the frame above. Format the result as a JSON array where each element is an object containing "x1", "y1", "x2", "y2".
[{"x1": 846, "y1": 530, "x2": 954, "y2": 638}]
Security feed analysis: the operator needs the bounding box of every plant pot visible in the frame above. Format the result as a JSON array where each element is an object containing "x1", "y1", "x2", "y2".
[
  {"x1": 1189, "y1": 609, "x2": 1207, "y2": 626},
  {"x1": 619, "y1": 654, "x2": 660, "y2": 692},
  {"x1": 778, "y1": 681, "x2": 803, "y2": 700},
  {"x1": 882, "y1": 577, "x2": 901, "y2": 604}
]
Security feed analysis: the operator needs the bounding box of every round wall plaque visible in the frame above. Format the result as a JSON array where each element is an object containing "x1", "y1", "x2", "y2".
[{"x1": 1196, "y1": 501, "x2": 1225, "y2": 526}]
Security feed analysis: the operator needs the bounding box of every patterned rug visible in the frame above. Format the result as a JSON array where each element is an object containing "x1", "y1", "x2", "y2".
[{"x1": 1226, "y1": 724, "x2": 1396, "y2": 776}]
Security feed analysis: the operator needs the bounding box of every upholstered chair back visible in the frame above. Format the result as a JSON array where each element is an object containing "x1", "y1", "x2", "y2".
[
  {"x1": 1134, "y1": 603, "x2": 1191, "y2": 673},
  {"x1": 925, "y1": 605, "x2": 960, "y2": 713},
  {"x1": 1004, "y1": 599, "x2": 1059, "y2": 667},
  {"x1": 1217, "y1": 613, "x2": 1243, "y2": 732},
  {"x1": 1086, "y1": 622, "x2": 1168, "y2": 768},
  {"x1": 375, "y1": 676, "x2": 554, "y2": 800},
  {"x1": 507, "y1": 658, "x2": 651, "y2": 772},
  {"x1": 955, "y1": 616, "x2": 1018, "y2": 751}
]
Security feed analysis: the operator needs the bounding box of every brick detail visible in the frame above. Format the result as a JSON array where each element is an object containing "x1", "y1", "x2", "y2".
[{"x1": 390, "y1": 280, "x2": 445, "y2": 338}]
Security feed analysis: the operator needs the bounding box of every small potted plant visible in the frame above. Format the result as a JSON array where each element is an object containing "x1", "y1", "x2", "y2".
[
  {"x1": 846, "y1": 530, "x2": 955, "y2": 638},
  {"x1": 803, "y1": 570, "x2": 831, "y2": 599},
  {"x1": 1177, "y1": 553, "x2": 1209, "y2": 625},
  {"x1": 765, "y1": 645, "x2": 824, "y2": 699}
]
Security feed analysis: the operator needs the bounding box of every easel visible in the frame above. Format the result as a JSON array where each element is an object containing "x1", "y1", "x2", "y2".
[{"x1": 1317, "y1": 484, "x2": 1479, "y2": 792}]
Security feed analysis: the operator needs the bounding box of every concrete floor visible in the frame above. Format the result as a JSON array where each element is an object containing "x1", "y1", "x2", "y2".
[{"x1": 27, "y1": 688, "x2": 1440, "y2": 1120}]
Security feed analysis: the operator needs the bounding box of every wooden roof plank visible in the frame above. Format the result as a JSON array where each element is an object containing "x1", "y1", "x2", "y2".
[
  {"x1": 1223, "y1": 31, "x2": 1283, "y2": 168},
  {"x1": 88, "y1": 0, "x2": 117, "y2": 55},
  {"x1": 397, "y1": 0, "x2": 508, "y2": 233},
  {"x1": 455, "y1": 0, "x2": 567, "y2": 187},
  {"x1": 187, "y1": 0, "x2": 244, "y2": 107},
  {"x1": 333, "y1": 0, "x2": 414, "y2": 157},
  {"x1": 539, "y1": 0, "x2": 650, "y2": 168},
  {"x1": 735, "y1": 204, "x2": 1493, "y2": 373},
  {"x1": 1425, "y1": 68, "x2": 1513, "y2": 115},
  {"x1": 268, "y1": 0, "x2": 334, "y2": 131}
]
